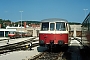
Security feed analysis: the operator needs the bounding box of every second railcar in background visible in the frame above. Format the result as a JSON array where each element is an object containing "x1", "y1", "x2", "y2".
[
  {"x1": 8, "y1": 31, "x2": 32, "y2": 39},
  {"x1": 39, "y1": 18, "x2": 70, "y2": 50},
  {"x1": 8, "y1": 31, "x2": 23, "y2": 38}
]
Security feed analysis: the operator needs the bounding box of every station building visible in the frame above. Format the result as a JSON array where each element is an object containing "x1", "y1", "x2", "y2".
[
  {"x1": 70, "y1": 25, "x2": 82, "y2": 37},
  {"x1": 0, "y1": 21, "x2": 40, "y2": 37}
]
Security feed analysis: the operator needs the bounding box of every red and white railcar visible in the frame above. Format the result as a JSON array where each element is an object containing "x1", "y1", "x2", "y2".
[
  {"x1": 8, "y1": 31, "x2": 21, "y2": 39},
  {"x1": 39, "y1": 18, "x2": 70, "y2": 49}
]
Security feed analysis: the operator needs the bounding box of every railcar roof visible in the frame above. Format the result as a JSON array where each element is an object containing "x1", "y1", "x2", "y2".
[{"x1": 41, "y1": 18, "x2": 68, "y2": 23}]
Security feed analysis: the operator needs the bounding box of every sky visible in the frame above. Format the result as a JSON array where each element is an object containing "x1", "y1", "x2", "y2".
[{"x1": 0, "y1": 0, "x2": 90, "y2": 23}]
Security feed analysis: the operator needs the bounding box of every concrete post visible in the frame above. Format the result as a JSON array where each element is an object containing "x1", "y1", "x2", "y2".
[
  {"x1": 33, "y1": 28, "x2": 37, "y2": 37},
  {"x1": 73, "y1": 25, "x2": 76, "y2": 38}
]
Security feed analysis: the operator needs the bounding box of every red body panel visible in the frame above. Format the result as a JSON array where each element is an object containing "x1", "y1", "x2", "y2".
[
  {"x1": 39, "y1": 33, "x2": 68, "y2": 44},
  {"x1": 8, "y1": 34, "x2": 15, "y2": 37}
]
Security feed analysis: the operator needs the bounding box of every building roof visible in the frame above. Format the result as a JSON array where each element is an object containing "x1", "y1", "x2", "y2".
[
  {"x1": 70, "y1": 25, "x2": 81, "y2": 31},
  {"x1": 6, "y1": 26, "x2": 24, "y2": 29},
  {"x1": 0, "y1": 29, "x2": 16, "y2": 31}
]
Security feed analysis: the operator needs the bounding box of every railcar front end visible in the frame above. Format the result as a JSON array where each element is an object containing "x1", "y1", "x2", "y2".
[
  {"x1": 39, "y1": 18, "x2": 70, "y2": 49},
  {"x1": 8, "y1": 31, "x2": 16, "y2": 39}
]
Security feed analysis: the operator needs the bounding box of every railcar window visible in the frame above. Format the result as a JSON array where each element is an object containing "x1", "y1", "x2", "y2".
[
  {"x1": 66, "y1": 23, "x2": 68, "y2": 31},
  {"x1": 50, "y1": 23, "x2": 55, "y2": 31},
  {"x1": 9, "y1": 31, "x2": 15, "y2": 34},
  {"x1": 56, "y1": 22, "x2": 66, "y2": 31},
  {"x1": 41, "y1": 22, "x2": 49, "y2": 31}
]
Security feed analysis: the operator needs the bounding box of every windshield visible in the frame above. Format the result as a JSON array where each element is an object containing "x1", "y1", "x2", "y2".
[
  {"x1": 50, "y1": 23, "x2": 55, "y2": 31},
  {"x1": 41, "y1": 22, "x2": 49, "y2": 31},
  {"x1": 56, "y1": 22, "x2": 66, "y2": 31},
  {"x1": 9, "y1": 31, "x2": 15, "y2": 34}
]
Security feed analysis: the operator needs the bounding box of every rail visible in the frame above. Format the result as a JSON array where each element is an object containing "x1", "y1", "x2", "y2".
[
  {"x1": 0, "y1": 37, "x2": 39, "y2": 55},
  {"x1": 0, "y1": 37, "x2": 9, "y2": 41}
]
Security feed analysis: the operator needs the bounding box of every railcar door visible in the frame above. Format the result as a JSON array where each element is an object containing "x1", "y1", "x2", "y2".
[
  {"x1": 49, "y1": 22, "x2": 55, "y2": 43},
  {"x1": 49, "y1": 22, "x2": 55, "y2": 50}
]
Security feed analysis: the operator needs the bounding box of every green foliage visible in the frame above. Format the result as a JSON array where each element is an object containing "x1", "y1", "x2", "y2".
[
  {"x1": 0, "y1": 18, "x2": 81, "y2": 28},
  {"x1": 0, "y1": 19, "x2": 11, "y2": 28},
  {"x1": 22, "y1": 21, "x2": 40, "y2": 24}
]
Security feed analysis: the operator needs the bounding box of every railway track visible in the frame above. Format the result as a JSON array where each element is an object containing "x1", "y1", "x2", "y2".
[
  {"x1": 27, "y1": 46, "x2": 71, "y2": 60},
  {"x1": 0, "y1": 37, "x2": 39, "y2": 55},
  {"x1": 29, "y1": 52, "x2": 64, "y2": 60}
]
